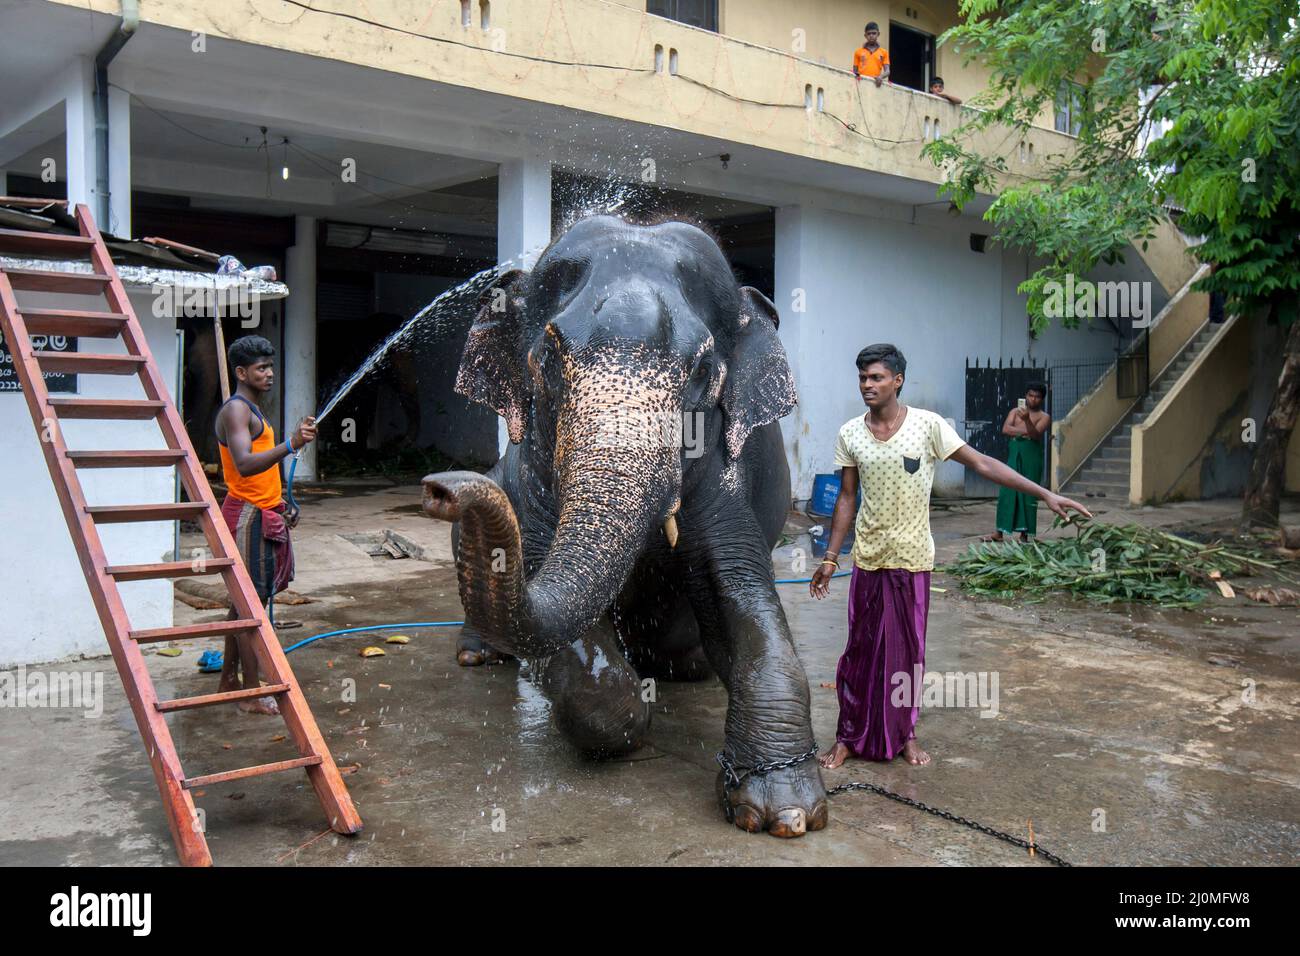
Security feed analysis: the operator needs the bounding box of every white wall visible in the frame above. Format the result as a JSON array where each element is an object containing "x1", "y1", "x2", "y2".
[
  {"x1": 775, "y1": 203, "x2": 1127, "y2": 499},
  {"x1": 0, "y1": 287, "x2": 176, "y2": 667}
]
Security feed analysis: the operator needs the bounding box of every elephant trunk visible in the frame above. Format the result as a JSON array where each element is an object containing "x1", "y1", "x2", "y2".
[{"x1": 424, "y1": 392, "x2": 679, "y2": 658}]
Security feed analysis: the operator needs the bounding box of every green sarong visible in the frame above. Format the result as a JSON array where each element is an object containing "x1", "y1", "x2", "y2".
[{"x1": 996, "y1": 435, "x2": 1045, "y2": 535}]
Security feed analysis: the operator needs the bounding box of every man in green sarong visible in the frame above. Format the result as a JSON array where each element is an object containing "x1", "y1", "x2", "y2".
[{"x1": 984, "y1": 382, "x2": 1050, "y2": 542}]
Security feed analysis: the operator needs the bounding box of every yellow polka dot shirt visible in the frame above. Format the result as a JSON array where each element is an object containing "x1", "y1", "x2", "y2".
[{"x1": 833, "y1": 407, "x2": 966, "y2": 572}]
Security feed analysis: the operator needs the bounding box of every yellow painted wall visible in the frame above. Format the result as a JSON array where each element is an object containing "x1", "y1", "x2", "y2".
[
  {"x1": 1131, "y1": 314, "x2": 1249, "y2": 502},
  {"x1": 56, "y1": 0, "x2": 1077, "y2": 196},
  {"x1": 1052, "y1": 265, "x2": 1210, "y2": 492},
  {"x1": 1050, "y1": 365, "x2": 1139, "y2": 492}
]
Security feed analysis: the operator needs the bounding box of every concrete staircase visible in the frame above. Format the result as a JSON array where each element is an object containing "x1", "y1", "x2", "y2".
[{"x1": 1065, "y1": 322, "x2": 1218, "y2": 499}]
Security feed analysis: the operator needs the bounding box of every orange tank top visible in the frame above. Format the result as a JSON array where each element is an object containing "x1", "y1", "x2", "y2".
[{"x1": 218, "y1": 397, "x2": 284, "y2": 510}]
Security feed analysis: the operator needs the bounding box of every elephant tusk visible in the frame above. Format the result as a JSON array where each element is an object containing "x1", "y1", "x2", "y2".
[{"x1": 663, "y1": 514, "x2": 679, "y2": 549}]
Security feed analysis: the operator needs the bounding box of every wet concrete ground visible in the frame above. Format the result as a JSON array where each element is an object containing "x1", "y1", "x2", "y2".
[{"x1": 2, "y1": 485, "x2": 1297, "y2": 866}]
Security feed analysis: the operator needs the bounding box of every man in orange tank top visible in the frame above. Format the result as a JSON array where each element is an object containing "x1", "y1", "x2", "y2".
[{"x1": 215, "y1": 335, "x2": 316, "y2": 715}]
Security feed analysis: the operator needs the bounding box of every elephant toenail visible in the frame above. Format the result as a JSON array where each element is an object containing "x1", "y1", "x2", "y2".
[
  {"x1": 732, "y1": 803, "x2": 765, "y2": 833},
  {"x1": 807, "y1": 801, "x2": 830, "y2": 831},
  {"x1": 771, "y1": 808, "x2": 807, "y2": 837}
]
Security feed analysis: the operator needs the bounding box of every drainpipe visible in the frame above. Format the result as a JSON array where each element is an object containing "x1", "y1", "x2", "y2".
[{"x1": 94, "y1": 0, "x2": 139, "y2": 231}]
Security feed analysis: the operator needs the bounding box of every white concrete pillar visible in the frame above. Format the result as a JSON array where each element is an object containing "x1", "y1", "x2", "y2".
[
  {"x1": 63, "y1": 58, "x2": 99, "y2": 213},
  {"x1": 495, "y1": 154, "x2": 551, "y2": 455},
  {"x1": 284, "y1": 215, "x2": 318, "y2": 480},
  {"x1": 106, "y1": 81, "x2": 132, "y2": 236},
  {"x1": 774, "y1": 204, "x2": 816, "y2": 501}
]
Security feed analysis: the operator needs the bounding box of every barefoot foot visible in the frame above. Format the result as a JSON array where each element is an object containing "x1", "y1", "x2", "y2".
[
  {"x1": 238, "y1": 695, "x2": 281, "y2": 716},
  {"x1": 902, "y1": 739, "x2": 930, "y2": 765},
  {"x1": 818, "y1": 742, "x2": 851, "y2": 769},
  {"x1": 980, "y1": 532, "x2": 1004, "y2": 542}
]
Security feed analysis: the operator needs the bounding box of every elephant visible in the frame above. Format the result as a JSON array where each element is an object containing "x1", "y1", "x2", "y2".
[{"x1": 421, "y1": 215, "x2": 827, "y2": 837}]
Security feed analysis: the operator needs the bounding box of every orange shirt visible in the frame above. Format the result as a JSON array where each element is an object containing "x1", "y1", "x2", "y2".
[
  {"x1": 218, "y1": 397, "x2": 284, "y2": 510},
  {"x1": 854, "y1": 45, "x2": 889, "y2": 77}
]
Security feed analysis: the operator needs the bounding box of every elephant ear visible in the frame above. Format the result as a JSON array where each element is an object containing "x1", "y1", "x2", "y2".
[
  {"x1": 721, "y1": 286, "x2": 797, "y2": 459},
  {"x1": 455, "y1": 269, "x2": 530, "y2": 444}
]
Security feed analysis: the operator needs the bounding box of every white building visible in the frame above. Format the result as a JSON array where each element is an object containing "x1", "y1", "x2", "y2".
[{"x1": 0, "y1": 1, "x2": 1191, "y2": 666}]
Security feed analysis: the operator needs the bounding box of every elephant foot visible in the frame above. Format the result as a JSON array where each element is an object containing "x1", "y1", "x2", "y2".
[
  {"x1": 716, "y1": 749, "x2": 828, "y2": 838},
  {"x1": 456, "y1": 633, "x2": 513, "y2": 667},
  {"x1": 544, "y1": 629, "x2": 651, "y2": 758}
]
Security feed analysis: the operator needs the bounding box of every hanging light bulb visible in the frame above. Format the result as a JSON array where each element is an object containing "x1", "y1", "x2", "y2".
[{"x1": 281, "y1": 138, "x2": 290, "y2": 180}]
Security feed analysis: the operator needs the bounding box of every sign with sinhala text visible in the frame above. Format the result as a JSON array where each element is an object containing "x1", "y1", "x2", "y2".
[{"x1": 0, "y1": 330, "x2": 77, "y2": 392}]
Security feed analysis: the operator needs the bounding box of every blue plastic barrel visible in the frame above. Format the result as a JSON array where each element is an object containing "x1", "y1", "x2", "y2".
[
  {"x1": 809, "y1": 473, "x2": 840, "y2": 516},
  {"x1": 808, "y1": 471, "x2": 860, "y2": 517}
]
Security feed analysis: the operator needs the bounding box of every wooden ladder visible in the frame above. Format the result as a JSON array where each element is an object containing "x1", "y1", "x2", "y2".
[{"x1": 0, "y1": 204, "x2": 361, "y2": 866}]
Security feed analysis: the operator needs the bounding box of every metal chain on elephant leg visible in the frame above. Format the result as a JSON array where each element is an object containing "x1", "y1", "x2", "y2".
[
  {"x1": 826, "y1": 779, "x2": 1074, "y2": 867},
  {"x1": 717, "y1": 744, "x2": 1073, "y2": 867},
  {"x1": 715, "y1": 747, "x2": 820, "y2": 800}
]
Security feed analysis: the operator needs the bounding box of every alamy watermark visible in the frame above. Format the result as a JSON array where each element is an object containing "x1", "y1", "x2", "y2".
[
  {"x1": 151, "y1": 283, "x2": 261, "y2": 327},
  {"x1": 890, "y1": 665, "x2": 1000, "y2": 718},
  {"x1": 0, "y1": 665, "x2": 103, "y2": 718},
  {"x1": 591, "y1": 409, "x2": 706, "y2": 458},
  {"x1": 1043, "y1": 275, "x2": 1153, "y2": 328}
]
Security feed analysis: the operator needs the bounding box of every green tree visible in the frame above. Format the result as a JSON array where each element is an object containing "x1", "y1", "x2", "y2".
[{"x1": 925, "y1": 0, "x2": 1300, "y2": 527}]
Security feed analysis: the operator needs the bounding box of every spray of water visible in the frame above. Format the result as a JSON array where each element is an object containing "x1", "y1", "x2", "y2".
[{"x1": 311, "y1": 182, "x2": 638, "y2": 428}]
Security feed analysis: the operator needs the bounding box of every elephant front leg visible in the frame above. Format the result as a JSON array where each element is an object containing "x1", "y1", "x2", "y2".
[
  {"x1": 687, "y1": 527, "x2": 828, "y2": 838},
  {"x1": 540, "y1": 620, "x2": 651, "y2": 757}
]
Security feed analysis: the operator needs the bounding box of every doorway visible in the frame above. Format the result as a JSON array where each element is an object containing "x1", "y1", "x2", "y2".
[{"x1": 889, "y1": 22, "x2": 935, "y2": 92}]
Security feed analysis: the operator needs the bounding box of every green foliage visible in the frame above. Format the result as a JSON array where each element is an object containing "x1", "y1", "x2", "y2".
[
  {"x1": 925, "y1": 0, "x2": 1300, "y2": 328},
  {"x1": 944, "y1": 518, "x2": 1290, "y2": 608}
]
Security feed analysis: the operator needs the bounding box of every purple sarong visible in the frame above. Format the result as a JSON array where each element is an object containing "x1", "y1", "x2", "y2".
[{"x1": 834, "y1": 566, "x2": 930, "y2": 761}]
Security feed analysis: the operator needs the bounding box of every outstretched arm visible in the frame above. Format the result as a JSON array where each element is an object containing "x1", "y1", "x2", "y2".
[
  {"x1": 950, "y1": 443, "x2": 1091, "y2": 522},
  {"x1": 219, "y1": 401, "x2": 316, "y2": 477}
]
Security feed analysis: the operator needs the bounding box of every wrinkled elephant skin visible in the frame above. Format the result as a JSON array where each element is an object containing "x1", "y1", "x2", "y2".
[{"x1": 423, "y1": 216, "x2": 826, "y2": 837}]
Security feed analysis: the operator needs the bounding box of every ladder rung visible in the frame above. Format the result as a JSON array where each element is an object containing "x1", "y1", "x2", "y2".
[
  {"x1": 183, "y1": 755, "x2": 323, "y2": 790},
  {"x1": 0, "y1": 228, "x2": 96, "y2": 256},
  {"x1": 19, "y1": 309, "x2": 129, "y2": 337},
  {"x1": 48, "y1": 397, "x2": 165, "y2": 419},
  {"x1": 88, "y1": 502, "x2": 210, "y2": 523},
  {"x1": 156, "y1": 682, "x2": 291, "y2": 713},
  {"x1": 33, "y1": 351, "x2": 145, "y2": 375},
  {"x1": 4, "y1": 268, "x2": 111, "y2": 293},
  {"x1": 105, "y1": 557, "x2": 234, "y2": 581},
  {"x1": 67, "y1": 449, "x2": 187, "y2": 468},
  {"x1": 130, "y1": 618, "x2": 260, "y2": 644}
]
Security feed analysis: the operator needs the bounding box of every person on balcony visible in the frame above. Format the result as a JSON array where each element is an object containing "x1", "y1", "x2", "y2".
[
  {"x1": 853, "y1": 22, "x2": 890, "y2": 88},
  {"x1": 929, "y1": 76, "x2": 963, "y2": 105}
]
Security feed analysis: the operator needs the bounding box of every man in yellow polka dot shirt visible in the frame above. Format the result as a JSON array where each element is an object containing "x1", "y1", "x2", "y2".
[{"x1": 810, "y1": 344, "x2": 1090, "y2": 768}]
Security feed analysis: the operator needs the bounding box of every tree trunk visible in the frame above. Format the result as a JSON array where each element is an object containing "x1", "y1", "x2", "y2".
[{"x1": 1242, "y1": 306, "x2": 1300, "y2": 528}]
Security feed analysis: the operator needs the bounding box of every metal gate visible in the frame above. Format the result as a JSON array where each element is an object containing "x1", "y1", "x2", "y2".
[{"x1": 963, "y1": 357, "x2": 1049, "y2": 496}]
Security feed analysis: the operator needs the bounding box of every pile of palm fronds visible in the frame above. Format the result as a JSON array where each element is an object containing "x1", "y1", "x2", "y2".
[{"x1": 944, "y1": 518, "x2": 1294, "y2": 608}]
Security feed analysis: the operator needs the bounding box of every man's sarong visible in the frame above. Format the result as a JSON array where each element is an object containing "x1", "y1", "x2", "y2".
[
  {"x1": 995, "y1": 435, "x2": 1044, "y2": 536},
  {"x1": 221, "y1": 495, "x2": 294, "y2": 601},
  {"x1": 834, "y1": 567, "x2": 930, "y2": 761}
]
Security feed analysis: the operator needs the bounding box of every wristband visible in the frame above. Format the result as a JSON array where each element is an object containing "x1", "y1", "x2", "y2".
[{"x1": 285, "y1": 437, "x2": 296, "y2": 454}]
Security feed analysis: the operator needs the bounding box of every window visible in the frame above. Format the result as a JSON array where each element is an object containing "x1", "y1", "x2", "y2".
[
  {"x1": 646, "y1": 0, "x2": 718, "y2": 32},
  {"x1": 1055, "y1": 81, "x2": 1084, "y2": 136},
  {"x1": 889, "y1": 22, "x2": 936, "y2": 92}
]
